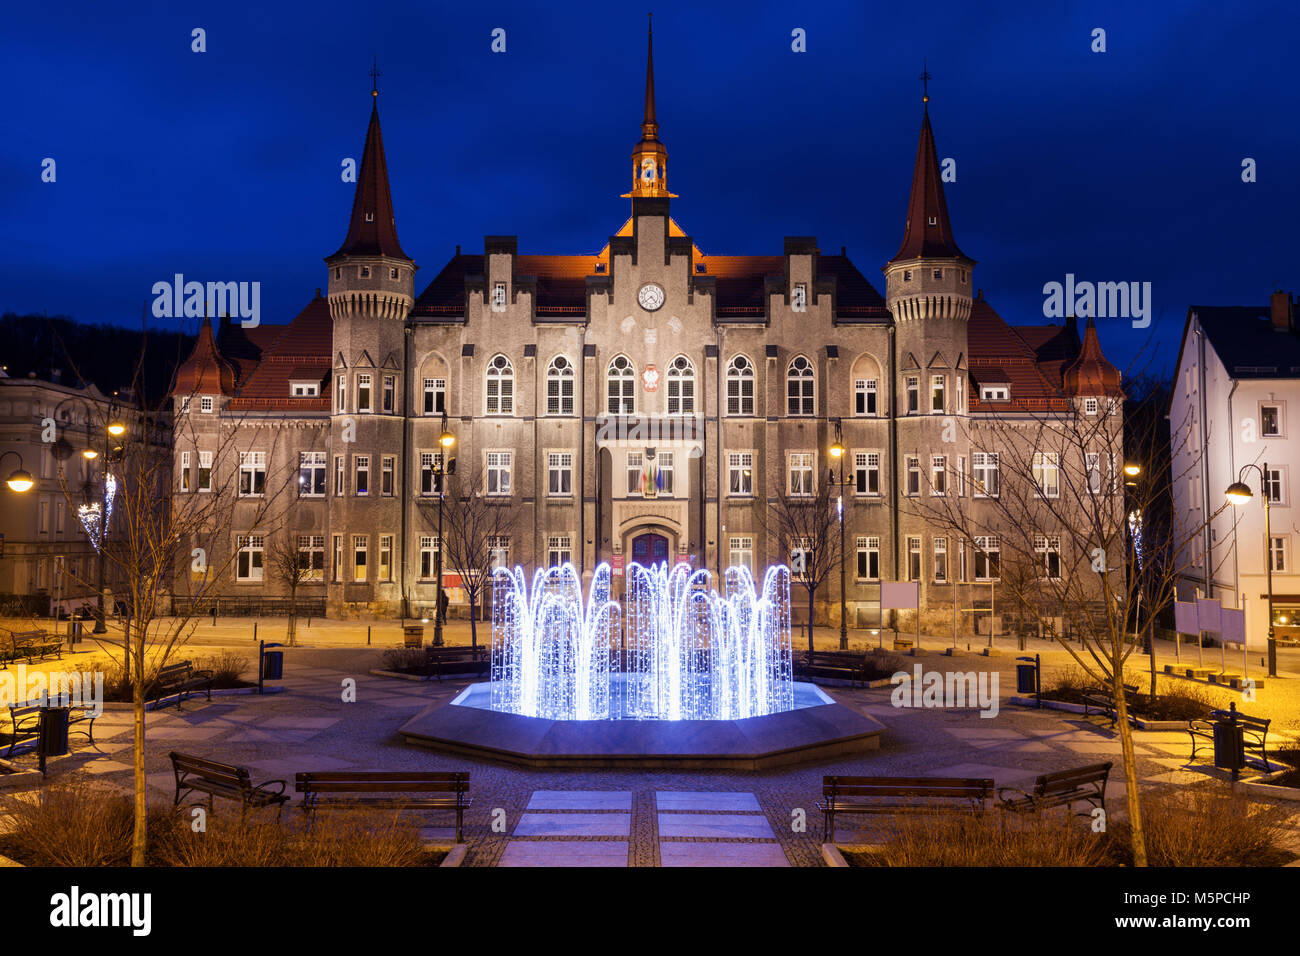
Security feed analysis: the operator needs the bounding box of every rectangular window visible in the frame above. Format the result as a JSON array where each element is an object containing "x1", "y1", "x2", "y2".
[
  {"x1": 548, "y1": 371, "x2": 574, "y2": 415},
  {"x1": 658, "y1": 452, "x2": 675, "y2": 496},
  {"x1": 972, "y1": 452, "x2": 999, "y2": 498},
  {"x1": 381, "y1": 456, "x2": 395, "y2": 496},
  {"x1": 419, "y1": 535, "x2": 440, "y2": 579},
  {"x1": 298, "y1": 535, "x2": 325, "y2": 582},
  {"x1": 236, "y1": 534, "x2": 264, "y2": 582},
  {"x1": 727, "y1": 373, "x2": 754, "y2": 416},
  {"x1": 788, "y1": 452, "x2": 815, "y2": 497},
  {"x1": 299, "y1": 451, "x2": 326, "y2": 497},
  {"x1": 492, "y1": 282, "x2": 507, "y2": 311},
  {"x1": 1033, "y1": 452, "x2": 1060, "y2": 498},
  {"x1": 487, "y1": 535, "x2": 510, "y2": 570},
  {"x1": 855, "y1": 379, "x2": 877, "y2": 416},
  {"x1": 1261, "y1": 404, "x2": 1282, "y2": 438},
  {"x1": 487, "y1": 452, "x2": 512, "y2": 496},
  {"x1": 1086, "y1": 452, "x2": 1103, "y2": 494},
  {"x1": 974, "y1": 535, "x2": 1001, "y2": 582},
  {"x1": 907, "y1": 536, "x2": 922, "y2": 582},
  {"x1": 728, "y1": 453, "x2": 754, "y2": 496},
  {"x1": 791, "y1": 283, "x2": 807, "y2": 311},
  {"x1": 906, "y1": 375, "x2": 919, "y2": 414},
  {"x1": 627, "y1": 453, "x2": 643, "y2": 496},
  {"x1": 180, "y1": 451, "x2": 191, "y2": 492},
  {"x1": 420, "y1": 452, "x2": 444, "y2": 495},
  {"x1": 334, "y1": 455, "x2": 345, "y2": 497},
  {"x1": 1084, "y1": 397, "x2": 1099, "y2": 415},
  {"x1": 905, "y1": 455, "x2": 921, "y2": 497},
  {"x1": 198, "y1": 451, "x2": 212, "y2": 492},
  {"x1": 381, "y1": 375, "x2": 395, "y2": 413},
  {"x1": 379, "y1": 534, "x2": 393, "y2": 582},
  {"x1": 1269, "y1": 535, "x2": 1288, "y2": 573},
  {"x1": 547, "y1": 535, "x2": 572, "y2": 567},
  {"x1": 356, "y1": 373, "x2": 372, "y2": 413},
  {"x1": 424, "y1": 378, "x2": 446, "y2": 415},
  {"x1": 957, "y1": 455, "x2": 967, "y2": 497},
  {"x1": 1035, "y1": 535, "x2": 1062, "y2": 579},
  {"x1": 980, "y1": 385, "x2": 1009, "y2": 402},
  {"x1": 931, "y1": 455, "x2": 947, "y2": 496},
  {"x1": 729, "y1": 536, "x2": 754, "y2": 573},
  {"x1": 354, "y1": 455, "x2": 370, "y2": 496},
  {"x1": 290, "y1": 381, "x2": 319, "y2": 397},
  {"x1": 667, "y1": 370, "x2": 694, "y2": 415},
  {"x1": 332, "y1": 535, "x2": 343, "y2": 582},
  {"x1": 179, "y1": 396, "x2": 191, "y2": 415},
  {"x1": 548, "y1": 453, "x2": 573, "y2": 497},
  {"x1": 956, "y1": 376, "x2": 965, "y2": 414},
  {"x1": 38, "y1": 498, "x2": 49, "y2": 534},
  {"x1": 933, "y1": 536, "x2": 948, "y2": 583},
  {"x1": 931, "y1": 374, "x2": 945, "y2": 413},
  {"x1": 200, "y1": 396, "x2": 214, "y2": 413},
  {"x1": 238, "y1": 451, "x2": 266, "y2": 497},
  {"x1": 353, "y1": 535, "x2": 368, "y2": 582},
  {"x1": 336, "y1": 374, "x2": 346, "y2": 413},
  {"x1": 1265, "y1": 467, "x2": 1285, "y2": 505},
  {"x1": 855, "y1": 452, "x2": 880, "y2": 496},
  {"x1": 856, "y1": 536, "x2": 880, "y2": 581}
]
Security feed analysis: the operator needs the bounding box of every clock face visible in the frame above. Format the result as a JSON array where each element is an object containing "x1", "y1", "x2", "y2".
[
  {"x1": 637, "y1": 283, "x2": 665, "y2": 312},
  {"x1": 641, "y1": 158, "x2": 656, "y2": 181}
]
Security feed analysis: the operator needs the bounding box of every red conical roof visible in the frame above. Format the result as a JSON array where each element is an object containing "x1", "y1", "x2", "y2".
[
  {"x1": 891, "y1": 109, "x2": 970, "y2": 263},
  {"x1": 172, "y1": 317, "x2": 236, "y2": 396},
  {"x1": 328, "y1": 101, "x2": 410, "y2": 261},
  {"x1": 1062, "y1": 317, "x2": 1122, "y2": 396}
]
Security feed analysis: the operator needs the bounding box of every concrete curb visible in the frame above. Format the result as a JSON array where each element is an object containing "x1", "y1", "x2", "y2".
[
  {"x1": 369, "y1": 669, "x2": 433, "y2": 682},
  {"x1": 440, "y1": 844, "x2": 468, "y2": 867},
  {"x1": 1008, "y1": 697, "x2": 1190, "y2": 730},
  {"x1": 1233, "y1": 772, "x2": 1300, "y2": 802},
  {"x1": 821, "y1": 843, "x2": 849, "y2": 867},
  {"x1": 98, "y1": 686, "x2": 284, "y2": 711}
]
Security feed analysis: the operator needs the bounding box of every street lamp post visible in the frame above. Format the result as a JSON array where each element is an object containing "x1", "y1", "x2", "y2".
[
  {"x1": 92, "y1": 411, "x2": 127, "y2": 634},
  {"x1": 1121, "y1": 459, "x2": 1156, "y2": 695},
  {"x1": 433, "y1": 413, "x2": 456, "y2": 648},
  {"x1": 1226, "y1": 463, "x2": 1277, "y2": 678},
  {"x1": 1, "y1": 451, "x2": 34, "y2": 493},
  {"x1": 829, "y1": 421, "x2": 847, "y2": 651}
]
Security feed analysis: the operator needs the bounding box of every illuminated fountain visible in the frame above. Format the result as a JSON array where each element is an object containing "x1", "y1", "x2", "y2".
[{"x1": 489, "y1": 561, "x2": 794, "y2": 720}]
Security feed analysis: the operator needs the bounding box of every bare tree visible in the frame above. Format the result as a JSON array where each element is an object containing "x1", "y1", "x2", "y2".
[
  {"x1": 757, "y1": 474, "x2": 843, "y2": 656},
  {"x1": 421, "y1": 464, "x2": 519, "y2": 650},
  {"x1": 266, "y1": 530, "x2": 312, "y2": 647}
]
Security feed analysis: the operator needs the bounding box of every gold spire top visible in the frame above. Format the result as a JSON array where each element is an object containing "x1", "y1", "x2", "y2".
[
  {"x1": 623, "y1": 14, "x2": 676, "y2": 198},
  {"x1": 920, "y1": 58, "x2": 931, "y2": 108},
  {"x1": 370, "y1": 56, "x2": 381, "y2": 99}
]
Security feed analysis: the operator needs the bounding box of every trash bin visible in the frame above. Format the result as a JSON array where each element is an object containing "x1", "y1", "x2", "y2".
[
  {"x1": 1016, "y1": 659, "x2": 1037, "y2": 694},
  {"x1": 261, "y1": 645, "x2": 284, "y2": 681},
  {"x1": 1212, "y1": 719, "x2": 1245, "y2": 771},
  {"x1": 38, "y1": 707, "x2": 71, "y2": 758},
  {"x1": 66, "y1": 620, "x2": 83, "y2": 646},
  {"x1": 404, "y1": 624, "x2": 424, "y2": 648}
]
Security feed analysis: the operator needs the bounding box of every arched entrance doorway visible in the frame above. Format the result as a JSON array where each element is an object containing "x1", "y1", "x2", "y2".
[{"x1": 630, "y1": 531, "x2": 670, "y2": 566}]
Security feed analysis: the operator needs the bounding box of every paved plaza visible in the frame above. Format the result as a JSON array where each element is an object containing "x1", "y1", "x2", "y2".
[{"x1": 4, "y1": 630, "x2": 1299, "y2": 866}]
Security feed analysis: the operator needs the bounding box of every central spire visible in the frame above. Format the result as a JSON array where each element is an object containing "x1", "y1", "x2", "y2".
[
  {"x1": 328, "y1": 84, "x2": 410, "y2": 262},
  {"x1": 623, "y1": 13, "x2": 676, "y2": 199},
  {"x1": 890, "y1": 89, "x2": 968, "y2": 264}
]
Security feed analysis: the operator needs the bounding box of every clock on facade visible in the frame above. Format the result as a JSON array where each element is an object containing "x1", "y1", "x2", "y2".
[{"x1": 637, "y1": 283, "x2": 665, "y2": 311}]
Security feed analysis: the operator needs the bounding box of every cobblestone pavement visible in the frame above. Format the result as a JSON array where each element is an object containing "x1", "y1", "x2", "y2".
[{"x1": 4, "y1": 645, "x2": 1299, "y2": 866}]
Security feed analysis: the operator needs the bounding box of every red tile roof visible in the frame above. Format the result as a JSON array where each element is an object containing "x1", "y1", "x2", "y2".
[
  {"x1": 225, "y1": 294, "x2": 332, "y2": 412},
  {"x1": 172, "y1": 317, "x2": 236, "y2": 397},
  {"x1": 1061, "y1": 316, "x2": 1122, "y2": 396},
  {"x1": 327, "y1": 102, "x2": 410, "y2": 262},
  {"x1": 968, "y1": 300, "x2": 1075, "y2": 412},
  {"x1": 891, "y1": 110, "x2": 971, "y2": 264}
]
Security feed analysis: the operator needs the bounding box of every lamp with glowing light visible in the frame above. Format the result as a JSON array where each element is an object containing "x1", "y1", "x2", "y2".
[
  {"x1": 2, "y1": 451, "x2": 34, "y2": 493},
  {"x1": 829, "y1": 422, "x2": 848, "y2": 649},
  {"x1": 432, "y1": 413, "x2": 457, "y2": 647},
  {"x1": 1226, "y1": 462, "x2": 1276, "y2": 677}
]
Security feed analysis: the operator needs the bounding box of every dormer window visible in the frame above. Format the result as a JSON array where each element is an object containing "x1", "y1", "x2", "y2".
[
  {"x1": 980, "y1": 385, "x2": 1010, "y2": 402},
  {"x1": 365, "y1": 212, "x2": 374, "y2": 222},
  {"x1": 359, "y1": 266, "x2": 370, "y2": 279},
  {"x1": 927, "y1": 216, "x2": 937, "y2": 226},
  {"x1": 291, "y1": 382, "x2": 320, "y2": 398},
  {"x1": 695, "y1": 263, "x2": 706, "y2": 274},
  {"x1": 595, "y1": 263, "x2": 607, "y2": 274}
]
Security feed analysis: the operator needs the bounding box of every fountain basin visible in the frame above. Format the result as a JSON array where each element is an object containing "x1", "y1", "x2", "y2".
[{"x1": 398, "y1": 680, "x2": 884, "y2": 770}]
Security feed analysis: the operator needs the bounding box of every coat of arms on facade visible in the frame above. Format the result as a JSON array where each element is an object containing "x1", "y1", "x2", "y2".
[{"x1": 642, "y1": 365, "x2": 659, "y2": 391}]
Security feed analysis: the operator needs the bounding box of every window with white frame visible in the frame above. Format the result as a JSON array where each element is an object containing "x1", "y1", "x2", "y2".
[
  {"x1": 334, "y1": 455, "x2": 345, "y2": 496},
  {"x1": 1269, "y1": 535, "x2": 1289, "y2": 573},
  {"x1": 974, "y1": 535, "x2": 1000, "y2": 581},
  {"x1": 335, "y1": 374, "x2": 346, "y2": 413},
  {"x1": 290, "y1": 381, "x2": 318, "y2": 397},
  {"x1": 931, "y1": 455, "x2": 947, "y2": 496},
  {"x1": 353, "y1": 535, "x2": 368, "y2": 582},
  {"x1": 420, "y1": 452, "x2": 443, "y2": 495},
  {"x1": 491, "y1": 282, "x2": 507, "y2": 311},
  {"x1": 791, "y1": 283, "x2": 807, "y2": 311},
  {"x1": 855, "y1": 379, "x2": 877, "y2": 416},
  {"x1": 546, "y1": 356, "x2": 574, "y2": 415},
  {"x1": 1086, "y1": 452, "x2": 1103, "y2": 495},
  {"x1": 856, "y1": 536, "x2": 880, "y2": 581},
  {"x1": 379, "y1": 534, "x2": 393, "y2": 581},
  {"x1": 332, "y1": 535, "x2": 343, "y2": 582},
  {"x1": 299, "y1": 451, "x2": 326, "y2": 496},
  {"x1": 298, "y1": 535, "x2": 324, "y2": 581},
  {"x1": 198, "y1": 451, "x2": 212, "y2": 492},
  {"x1": 238, "y1": 452, "x2": 266, "y2": 497},
  {"x1": 787, "y1": 356, "x2": 815, "y2": 416},
  {"x1": 548, "y1": 452, "x2": 573, "y2": 497},
  {"x1": 236, "y1": 535, "x2": 264, "y2": 582},
  {"x1": 956, "y1": 455, "x2": 967, "y2": 496},
  {"x1": 980, "y1": 384, "x2": 1009, "y2": 402},
  {"x1": 972, "y1": 452, "x2": 999, "y2": 497},
  {"x1": 1084, "y1": 397, "x2": 1099, "y2": 415},
  {"x1": 356, "y1": 373, "x2": 372, "y2": 412},
  {"x1": 1265, "y1": 466, "x2": 1286, "y2": 505},
  {"x1": 788, "y1": 452, "x2": 815, "y2": 496},
  {"x1": 1033, "y1": 452, "x2": 1060, "y2": 498},
  {"x1": 607, "y1": 356, "x2": 635, "y2": 414},
  {"x1": 179, "y1": 451, "x2": 191, "y2": 492},
  {"x1": 419, "y1": 535, "x2": 440, "y2": 579},
  {"x1": 726, "y1": 355, "x2": 755, "y2": 416},
  {"x1": 487, "y1": 452, "x2": 512, "y2": 496},
  {"x1": 1035, "y1": 534, "x2": 1062, "y2": 579},
  {"x1": 855, "y1": 452, "x2": 880, "y2": 496},
  {"x1": 485, "y1": 355, "x2": 513, "y2": 414},
  {"x1": 423, "y1": 378, "x2": 446, "y2": 415},
  {"x1": 1261, "y1": 403, "x2": 1283, "y2": 438},
  {"x1": 381, "y1": 456, "x2": 395, "y2": 496},
  {"x1": 179, "y1": 396, "x2": 191, "y2": 415},
  {"x1": 728, "y1": 452, "x2": 754, "y2": 496},
  {"x1": 931, "y1": 374, "x2": 945, "y2": 413},
  {"x1": 627, "y1": 452, "x2": 644, "y2": 496},
  {"x1": 933, "y1": 536, "x2": 948, "y2": 582},
  {"x1": 657, "y1": 452, "x2": 675, "y2": 496},
  {"x1": 547, "y1": 535, "x2": 572, "y2": 567},
  {"x1": 382, "y1": 375, "x2": 395, "y2": 413},
  {"x1": 200, "y1": 396, "x2": 214, "y2": 413},
  {"x1": 906, "y1": 375, "x2": 919, "y2": 414},
  {"x1": 487, "y1": 535, "x2": 510, "y2": 570},
  {"x1": 905, "y1": 455, "x2": 921, "y2": 496},
  {"x1": 729, "y1": 536, "x2": 754, "y2": 573},
  {"x1": 666, "y1": 356, "x2": 695, "y2": 414},
  {"x1": 907, "y1": 536, "x2": 922, "y2": 581},
  {"x1": 956, "y1": 376, "x2": 965, "y2": 414},
  {"x1": 354, "y1": 455, "x2": 370, "y2": 496}
]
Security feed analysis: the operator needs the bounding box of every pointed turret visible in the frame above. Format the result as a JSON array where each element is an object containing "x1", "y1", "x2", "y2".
[
  {"x1": 1062, "y1": 317, "x2": 1122, "y2": 396},
  {"x1": 891, "y1": 108, "x2": 969, "y2": 264},
  {"x1": 328, "y1": 97, "x2": 410, "y2": 262},
  {"x1": 623, "y1": 15, "x2": 676, "y2": 199}
]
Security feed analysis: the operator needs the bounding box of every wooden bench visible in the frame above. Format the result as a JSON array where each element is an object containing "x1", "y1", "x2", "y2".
[
  {"x1": 1188, "y1": 710, "x2": 1272, "y2": 771},
  {"x1": 426, "y1": 646, "x2": 489, "y2": 681},
  {"x1": 817, "y1": 775, "x2": 993, "y2": 840},
  {"x1": 4, "y1": 701, "x2": 96, "y2": 758},
  {"x1": 1082, "y1": 683, "x2": 1139, "y2": 728},
  {"x1": 2, "y1": 629, "x2": 63, "y2": 666},
  {"x1": 295, "y1": 771, "x2": 472, "y2": 842},
  {"x1": 151, "y1": 661, "x2": 214, "y2": 710},
  {"x1": 998, "y1": 762, "x2": 1112, "y2": 816},
  {"x1": 797, "y1": 650, "x2": 870, "y2": 686},
  {"x1": 169, "y1": 751, "x2": 289, "y2": 816}
]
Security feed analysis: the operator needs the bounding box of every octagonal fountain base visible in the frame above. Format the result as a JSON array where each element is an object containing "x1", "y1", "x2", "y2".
[{"x1": 398, "y1": 681, "x2": 884, "y2": 771}]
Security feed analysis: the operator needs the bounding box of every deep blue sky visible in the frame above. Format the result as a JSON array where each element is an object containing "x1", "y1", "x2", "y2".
[{"x1": 3, "y1": 0, "x2": 1297, "y2": 378}]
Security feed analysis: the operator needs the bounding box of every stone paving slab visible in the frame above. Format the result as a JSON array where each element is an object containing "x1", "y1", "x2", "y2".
[
  {"x1": 654, "y1": 791, "x2": 762, "y2": 812},
  {"x1": 498, "y1": 841, "x2": 629, "y2": 867},
  {"x1": 928, "y1": 762, "x2": 1040, "y2": 786},
  {"x1": 659, "y1": 842, "x2": 789, "y2": 866},
  {"x1": 657, "y1": 813, "x2": 776, "y2": 839},
  {"x1": 515, "y1": 813, "x2": 631, "y2": 837},
  {"x1": 526, "y1": 791, "x2": 633, "y2": 811}
]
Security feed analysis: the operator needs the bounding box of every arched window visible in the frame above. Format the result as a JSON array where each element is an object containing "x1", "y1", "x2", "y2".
[
  {"x1": 726, "y1": 355, "x2": 754, "y2": 416},
  {"x1": 485, "y1": 354, "x2": 513, "y2": 415},
  {"x1": 607, "y1": 355, "x2": 635, "y2": 414},
  {"x1": 666, "y1": 355, "x2": 694, "y2": 415},
  {"x1": 546, "y1": 355, "x2": 574, "y2": 415},
  {"x1": 787, "y1": 355, "x2": 814, "y2": 416}
]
